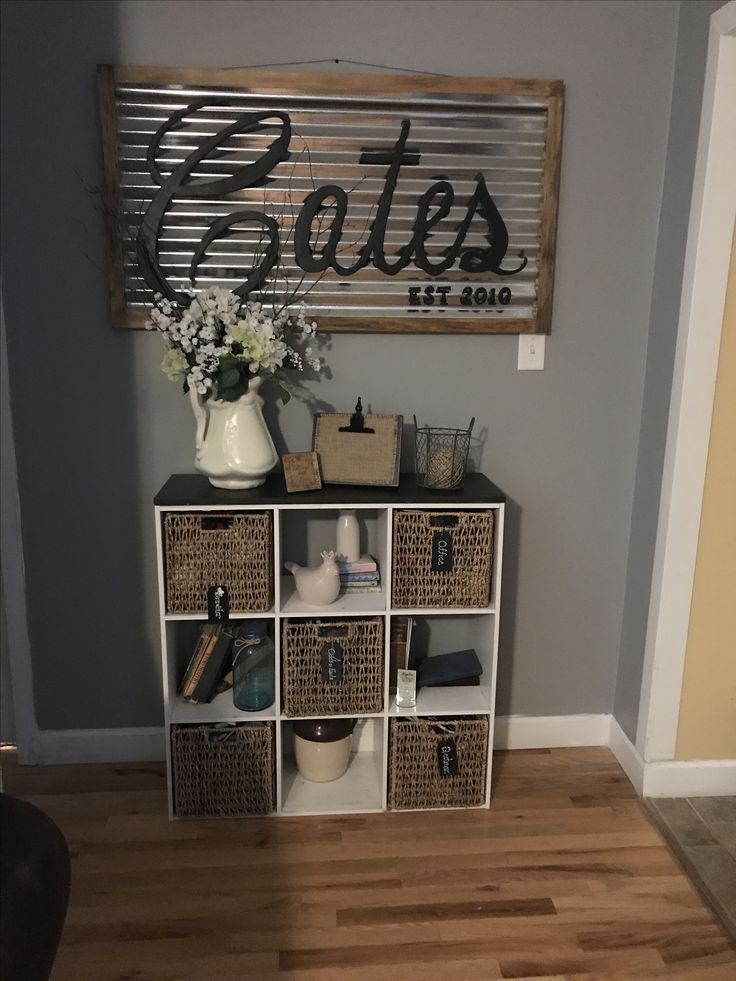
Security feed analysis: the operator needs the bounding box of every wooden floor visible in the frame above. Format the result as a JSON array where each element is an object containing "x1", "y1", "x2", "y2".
[{"x1": 3, "y1": 746, "x2": 735, "y2": 981}]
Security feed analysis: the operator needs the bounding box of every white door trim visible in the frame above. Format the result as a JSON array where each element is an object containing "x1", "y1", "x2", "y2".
[{"x1": 636, "y1": 2, "x2": 736, "y2": 763}]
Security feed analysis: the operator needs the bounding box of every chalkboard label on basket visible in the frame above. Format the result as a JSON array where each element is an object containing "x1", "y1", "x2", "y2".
[
  {"x1": 207, "y1": 585, "x2": 230, "y2": 623},
  {"x1": 431, "y1": 530, "x2": 454, "y2": 572},
  {"x1": 437, "y1": 738, "x2": 459, "y2": 777},
  {"x1": 321, "y1": 641, "x2": 343, "y2": 683}
]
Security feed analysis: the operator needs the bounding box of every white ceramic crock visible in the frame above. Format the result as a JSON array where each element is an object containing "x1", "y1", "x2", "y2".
[{"x1": 294, "y1": 733, "x2": 353, "y2": 782}]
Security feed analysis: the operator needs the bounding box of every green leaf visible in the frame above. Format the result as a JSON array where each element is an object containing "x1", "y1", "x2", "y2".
[{"x1": 279, "y1": 376, "x2": 315, "y2": 402}]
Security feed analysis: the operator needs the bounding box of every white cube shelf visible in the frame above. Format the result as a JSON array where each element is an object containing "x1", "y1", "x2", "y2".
[{"x1": 155, "y1": 473, "x2": 505, "y2": 819}]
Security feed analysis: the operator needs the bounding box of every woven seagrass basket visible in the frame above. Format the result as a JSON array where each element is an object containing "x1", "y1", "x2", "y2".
[
  {"x1": 282, "y1": 618, "x2": 384, "y2": 716},
  {"x1": 171, "y1": 722, "x2": 275, "y2": 818},
  {"x1": 392, "y1": 510, "x2": 493, "y2": 608},
  {"x1": 388, "y1": 715, "x2": 489, "y2": 810},
  {"x1": 164, "y1": 511, "x2": 272, "y2": 613}
]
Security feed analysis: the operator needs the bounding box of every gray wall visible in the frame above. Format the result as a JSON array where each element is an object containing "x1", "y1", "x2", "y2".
[
  {"x1": 2, "y1": 0, "x2": 683, "y2": 733},
  {"x1": 613, "y1": 0, "x2": 724, "y2": 743}
]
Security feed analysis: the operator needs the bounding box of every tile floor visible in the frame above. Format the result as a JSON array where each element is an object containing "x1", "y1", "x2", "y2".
[{"x1": 647, "y1": 796, "x2": 736, "y2": 940}]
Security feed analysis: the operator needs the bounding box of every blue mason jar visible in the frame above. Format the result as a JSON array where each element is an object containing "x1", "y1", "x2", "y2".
[{"x1": 232, "y1": 620, "x2": 275, "y2": 711}]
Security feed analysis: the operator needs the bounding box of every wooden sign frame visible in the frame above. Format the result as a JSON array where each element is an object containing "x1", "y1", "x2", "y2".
[{"x1": 98, "y1": 66, "x2": 564, "y2": 334}]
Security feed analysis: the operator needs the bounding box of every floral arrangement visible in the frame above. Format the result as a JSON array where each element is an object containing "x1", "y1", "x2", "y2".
[{"x1": 147, "y1": 287, "x2": 322, "y2": 403}]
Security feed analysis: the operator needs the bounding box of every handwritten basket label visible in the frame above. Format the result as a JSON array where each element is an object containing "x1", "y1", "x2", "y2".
[
  {"x1": 321, "y1": 641, "x2": 343, "y2": 684},
  {"x1": 431, "y1": 531, "x2": 454, "y2": 573},
  {"x1": 207, "y1": 585, "x2": 229, "y2": 622},
  {"x1": 437, "y1": 738, "x2": 459, "y2": 777}
]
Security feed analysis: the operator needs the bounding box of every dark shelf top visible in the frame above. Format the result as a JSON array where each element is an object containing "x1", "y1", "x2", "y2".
[{"x1": 154, "y1": 472, "x2": 506, "y2": 507}]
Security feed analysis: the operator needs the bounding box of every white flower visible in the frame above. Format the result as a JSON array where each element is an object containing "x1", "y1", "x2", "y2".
[{"x1": 149, "y1": 287, "x2": 323, "y2": 401}]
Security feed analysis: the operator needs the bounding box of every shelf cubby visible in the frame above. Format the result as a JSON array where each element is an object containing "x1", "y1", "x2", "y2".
[
  {"x1": 279, "y1": 717, "x2": 385, "y2": 815},
  {"x1": 164, "y1": 618, "x2": 279, "y2": 726}
]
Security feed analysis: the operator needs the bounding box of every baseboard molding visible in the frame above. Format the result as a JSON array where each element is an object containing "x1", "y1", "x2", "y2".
[
  {"x1": 494, "y1": 713, "x2": 611, "y2": 750},
  {"x1": 643, "y1": 759, "x2": 736, "y2": 798},
  {"x1": 607, "y1": 718, "x2": 736, "y2": 797},
  {"x1": 27, "y1": 727, "x2": 166, "y2": 765},
  {"x1": 608, "y1": 717, "x2": 645, "y2": 795}
]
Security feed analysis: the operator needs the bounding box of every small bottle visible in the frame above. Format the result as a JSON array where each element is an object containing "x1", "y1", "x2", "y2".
[
  {"x1": 232, "y1": 620, "x2": 275, "y2": 711},
  {"x1": 336, "y1": 509, "x2": 360, "y2": 563}
]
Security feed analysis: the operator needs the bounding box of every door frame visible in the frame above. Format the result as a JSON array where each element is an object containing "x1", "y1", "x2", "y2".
[{"x1": 636, "y1": 1, "x2": 736, "y2": 763}]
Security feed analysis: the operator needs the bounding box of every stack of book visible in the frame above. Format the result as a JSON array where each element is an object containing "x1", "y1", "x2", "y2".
[
  {"x1": 179, "y1": 623, "x2": 235, "y2": 704},
  {"x1": 337, "y1": 554, "x2": 381, "y2": 595}
]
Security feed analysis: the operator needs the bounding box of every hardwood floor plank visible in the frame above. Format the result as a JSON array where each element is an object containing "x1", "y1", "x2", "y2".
[
  {"x1": 497, "y1": 946, "x2": 666, "y2": 977},
  {"x1": 279, "y1": 938, "x2": 506, "y2": 971},
  {"x1": 336, "y1": 896, "x2": 557, "y2": 925},
  {"x1": 51, "y1": 947, "x2": 278, "y2": 981},
  {"x1": 276, "y1": 962, "x2": 504, "y2": 981},
  {"x1": 577, "y1": 920, "x2": 730, "y2": 954}
]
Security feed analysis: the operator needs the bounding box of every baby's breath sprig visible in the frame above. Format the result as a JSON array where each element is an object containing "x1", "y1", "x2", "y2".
[{"x1": 147, "y1": 287, "x2": 321, "y2": 404}]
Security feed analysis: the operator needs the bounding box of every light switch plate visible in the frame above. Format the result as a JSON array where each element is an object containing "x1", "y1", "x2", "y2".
[{"x1": 518, "y1": 334, "x2": 546, "y2": 370}]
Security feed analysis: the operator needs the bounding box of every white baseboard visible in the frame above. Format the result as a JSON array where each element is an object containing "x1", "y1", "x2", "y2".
[
  {"x1": 607, "y1": 718, "x2": 736, "y2": 797},
  {"x1": 26, "y1": 727, "x2": 166, "y2": 765},
  {"x1": 494, "y1": 713, "x2": 611, "y2": 750},
  {"x1": 608, "y1": 717, "x2": 645, "y2": 795},
  {"x1": 643, "y1": 759, "x2": 736, "y2": 797}
]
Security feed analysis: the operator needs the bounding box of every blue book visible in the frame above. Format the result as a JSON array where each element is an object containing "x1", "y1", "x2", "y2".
[{"x1": 417, "y1": 648, "x2": 483, "y2": 689}]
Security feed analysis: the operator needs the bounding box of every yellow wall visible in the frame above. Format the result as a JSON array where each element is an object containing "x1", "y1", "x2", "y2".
[{"x1": 676, "y1": 227, "x2": 736, "y2": 760}]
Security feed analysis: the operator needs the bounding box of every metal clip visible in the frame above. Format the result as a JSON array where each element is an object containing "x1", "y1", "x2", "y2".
[{"x1": 339, "y1": 397, "x2": 375, "y2": 434}]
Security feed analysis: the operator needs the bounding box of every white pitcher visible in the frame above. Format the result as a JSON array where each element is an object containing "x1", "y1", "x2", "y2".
[{"x1": 189, "y1": 376, "x2": 278, "y2": 489}]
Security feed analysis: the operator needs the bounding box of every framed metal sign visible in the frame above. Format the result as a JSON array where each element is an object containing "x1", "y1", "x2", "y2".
[{"x1": 98, "y1": 66, "x2": 563, "y2": 333}]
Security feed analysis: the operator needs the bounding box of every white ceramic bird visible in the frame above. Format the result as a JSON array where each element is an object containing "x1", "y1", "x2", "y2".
[{"x1": 285, "y1": 550, "x2": 341, "y2": 606}]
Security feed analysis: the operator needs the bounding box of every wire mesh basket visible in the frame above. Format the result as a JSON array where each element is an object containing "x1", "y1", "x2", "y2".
[{"x1": 414, "y1": 416, "x2": 474, "y2": 490}]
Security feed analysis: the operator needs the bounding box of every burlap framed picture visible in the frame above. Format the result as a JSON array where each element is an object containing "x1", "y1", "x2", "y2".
[{"x1": 313, "y1": 413, "x2": 402, "y2": 486}]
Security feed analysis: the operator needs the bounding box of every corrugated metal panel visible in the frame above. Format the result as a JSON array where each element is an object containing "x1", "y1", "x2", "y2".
[{"x1": 107, "y1": 75, "x2": 558, "y2": 328}]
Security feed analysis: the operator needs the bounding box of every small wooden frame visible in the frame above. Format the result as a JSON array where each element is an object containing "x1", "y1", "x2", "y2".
[{"x1": 282, "y1": 452, "x2": 322, "y2": 493}]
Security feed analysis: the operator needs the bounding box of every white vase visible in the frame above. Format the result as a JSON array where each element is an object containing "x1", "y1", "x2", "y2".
[
  {"x1": 189, "y1": 376, "x2": 278, "y2": 489},
  {"x1": 336, "y1": 510, "x2": 360, "y2": 563}
]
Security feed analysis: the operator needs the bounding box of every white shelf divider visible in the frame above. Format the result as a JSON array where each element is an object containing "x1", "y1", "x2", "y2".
[
  {"x1": 164, "y1": 608, "x2": 276, "y2": 621},
  {"x1": 279, "y1": 577, "x2": 386, "y2": 616},
  {"x1": 388, "y1": 684, "x2": 493, "y2": 717},
  {"x1": 170, "y1": 690, "x2": 277, "y2": 725},
  {"x1": 390, "y1": 605, "x2": 495, "y2": 617}
]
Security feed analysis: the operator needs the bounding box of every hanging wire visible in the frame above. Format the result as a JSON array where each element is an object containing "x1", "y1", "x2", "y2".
[{"x1": 224, "y1": 57, "x2": 449, "y2": 77}]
